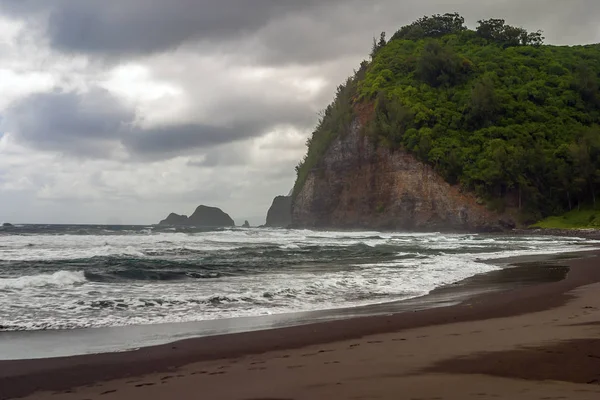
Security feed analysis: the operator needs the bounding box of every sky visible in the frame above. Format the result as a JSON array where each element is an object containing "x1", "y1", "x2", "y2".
[{"x1": 0, "y1": 0, "x2": 599, "y2": 225}]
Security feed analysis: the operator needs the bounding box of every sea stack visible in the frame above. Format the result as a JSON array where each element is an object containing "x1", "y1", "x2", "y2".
[
  {"x1": 242, "y1": 220, "x2": 250, "y2": 228},
  {"x1": 265, "y1": 196, "x2": 292, "y2": 227},
  {"x1": 158, "y1": 213, "x2": 189, "y2": 226},
  {"x1": 158, "y1": 205, "x2": 235, "y2": 227},
  {"x1": 188, "y1": 205, "x2": 235, "y2": 227}
]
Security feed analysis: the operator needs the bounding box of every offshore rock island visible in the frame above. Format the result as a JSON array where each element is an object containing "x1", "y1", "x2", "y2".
[
  {"x1": 290, "y1": 13, "x2": 600, "y2": 231},
  {"x1": 158, "y1": 205, "x2": 235, "y2": 227}
]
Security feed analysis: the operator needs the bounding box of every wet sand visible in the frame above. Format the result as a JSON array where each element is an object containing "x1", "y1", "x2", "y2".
[{"x1": 2, "y1": 251, "x2": 600, "y2": 399}]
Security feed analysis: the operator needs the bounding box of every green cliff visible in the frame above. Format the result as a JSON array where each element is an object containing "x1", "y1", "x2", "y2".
[{"x1": 293, "y1": 14, "x2": 600, "y2": 226}]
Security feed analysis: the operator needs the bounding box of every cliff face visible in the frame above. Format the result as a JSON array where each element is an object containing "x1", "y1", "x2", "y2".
[
  {"x1": 292, "y1": 121, "x2": 514, "y2": 232},
  {"x1": 265, "y1": 196, "x2": 292, "y2": 227},
  {"x1": 158, "y1": 205, "x2": 235, "y2": 227}
]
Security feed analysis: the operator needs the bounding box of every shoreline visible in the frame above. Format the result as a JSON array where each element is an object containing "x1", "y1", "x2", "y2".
[
  {"x1": 0, "y1": 248, "x2": 584, "y2": 361},
  {"x1": 2, "y1": 250, "x2": 600, "y2": 399},
  {"x1": 513, "y1": 227, "x2": 600, "y2": 240}
]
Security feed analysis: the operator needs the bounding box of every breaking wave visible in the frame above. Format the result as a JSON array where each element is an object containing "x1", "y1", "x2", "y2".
[{"x1": 0, "y1": 270, "x2": 87, "y2": 290}]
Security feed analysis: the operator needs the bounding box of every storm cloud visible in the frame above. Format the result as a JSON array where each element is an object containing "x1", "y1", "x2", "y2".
[
  {"x1": 3, "y1": 87, "x2": 315, "y2": 160},
  {"x1": 0, "y1": 0, "x2": 357, "y2": 60},
  {"x1": 1, "y1": 0, "x2": 599, "y2": 63}
]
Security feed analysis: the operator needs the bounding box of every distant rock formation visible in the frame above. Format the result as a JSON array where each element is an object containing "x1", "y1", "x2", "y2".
[
  {"x1": 265, "y1": 196, "x2": 292, "y2": 227},
  {"x1": 242, "y1": 220, "x2": 250, "y2": 228},
  {"x1": 188, "y1": 205, "x2": 235, "y2": 227},
  {"x1": 159, "y1": 213, "x2": 189, "y2": 226},
  {"x1": 158, "y1": 205, "x2": 235, "y2": 227},
  {"x1": 2, "y1": 223, "x2": 14, "y2": 227}
]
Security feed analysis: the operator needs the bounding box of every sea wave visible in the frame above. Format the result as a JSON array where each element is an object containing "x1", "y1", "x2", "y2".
[
  {"x1": 0, "y1": 270, "x2": 87, "y2": 290},
  {"x1": 1, "y1": 226, "x2": 597, "y2": 332},
  {"x1": 84, "y1": 268, "x2": 223, "y2": 282}
]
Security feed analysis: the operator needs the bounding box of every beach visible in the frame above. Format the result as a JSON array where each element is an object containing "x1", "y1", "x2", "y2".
[{"x1": 1, "y1": 250, "x2": 599, "y2": 399}]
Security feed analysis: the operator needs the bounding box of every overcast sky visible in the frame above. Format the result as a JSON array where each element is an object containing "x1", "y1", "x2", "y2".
[{"x1": 0, "y1": 0, "x2": 598, "y2": 225}]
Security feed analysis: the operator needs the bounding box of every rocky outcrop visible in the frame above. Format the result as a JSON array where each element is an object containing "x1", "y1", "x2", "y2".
[
  {"x1": 292, "y1": 120, "x2": 515, "y2": 232},
  {"x1": 265, "y1": 196, "x2": 292, "y2": 227},
  {"x1": 2, "y1": 223, "x2": 14, "y2": 227},
  {"x1": 159, "y1": 213, "x2": 189, "y2": 226},
  {"x1": 242, "y1": 220, "x2": 251, "y2": 228},
  {"x1": 158, "y1": 206, "x2": 235, "y2": 227},
  {"x1": 188, "y1": 205, "x2": 235, "y2": 227}
]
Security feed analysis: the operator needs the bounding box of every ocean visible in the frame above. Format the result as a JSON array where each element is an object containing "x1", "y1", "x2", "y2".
[{"x1": 0, "y1": 224, "x2": 595, "y2": 336}]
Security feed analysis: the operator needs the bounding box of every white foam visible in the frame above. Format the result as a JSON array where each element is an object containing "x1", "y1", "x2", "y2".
[
  {"x1": 280, "y1": 244, "x2": 300, "y2": 249},
  {"x1": 0, "y1": 228, "x2": 596, "y2": 331},
  {"x1": 0, "y1": 270, "x2": 87, "y2": 290}
]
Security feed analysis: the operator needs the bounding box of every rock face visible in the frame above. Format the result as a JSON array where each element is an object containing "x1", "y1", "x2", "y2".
[
  {"x1": 242, "y1": 220, "x2": 250, "y2": 228},
  {"x1": 158, "y1": 206, "x2": 235, "y2": 227},
  {"x1": 292, "y1": 120, "x2": 515, "y2": 232},
  {"x1": 188, "y1": 205, "x2": 235, "y2": 227},
  {"x1": 159, "y1": 213, "x2": 189, "y2": 226},
  {"x1": 265, "y1": 196, "x2": 292, "y2": 227}
]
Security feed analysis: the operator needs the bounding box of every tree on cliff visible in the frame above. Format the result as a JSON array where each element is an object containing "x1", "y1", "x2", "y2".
[
  {"x1": 476, "y1": 18, "x2": 544, "y2": 47},
  {"x1": 390, "y1": 13, "x2": 467, "y2": 41},
  {"x1": 293, "y1": 13, "x2": 600, "y2": 223},
  {"x1": 370, "y1": 32, "x2": 387, "y2": 58}
]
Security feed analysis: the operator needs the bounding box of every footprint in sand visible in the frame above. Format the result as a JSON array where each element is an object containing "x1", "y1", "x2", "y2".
[
  {"x1": 243, "y1": 398, "x2": 294, "y2": 400},
  {"x1": 191, "y1": 371, "x2": 208, "y2": 375},
  {"x1": 53, "y1": 390, "x2": 73, "y2": 395},
  {"x1": 100, "y1": 389, "x2": 117, "y2": 395},
  {"x1": 134, "y1": 383, "x2": 155, "y2": 387},
  {"x1": 248, "y1": 366, "x2": 267, "y2": 371}
]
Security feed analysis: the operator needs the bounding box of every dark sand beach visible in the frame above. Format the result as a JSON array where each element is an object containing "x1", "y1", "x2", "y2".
[{"x1": 2, "y1": 251, "x2": 600, "y2": 400}]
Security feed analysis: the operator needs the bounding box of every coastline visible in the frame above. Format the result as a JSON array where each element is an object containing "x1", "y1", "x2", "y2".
[
  {"x1": 512, "y1": 227, "x2": 600, "y2": 240},
  {"x1": 2, "y1": 249, "x2": 600, "y2": 399},
  {"x1": 0, "y1": 251, "x2": 572, "y2": 361}
]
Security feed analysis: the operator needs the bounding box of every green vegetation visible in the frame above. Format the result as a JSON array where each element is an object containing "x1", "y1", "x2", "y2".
[
  {"x1": 532, "y1": 208, "x2": 600, "y2": 229},
  {"x1": 293, "y1": 13, "x2": 600, "y2": 224},
  {"x1": 293, "y1": 75, "x2": 360, "y2": 197}
]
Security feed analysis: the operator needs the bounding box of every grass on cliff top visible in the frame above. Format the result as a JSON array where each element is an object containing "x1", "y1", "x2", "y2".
[{"x1": 531, "y1": 208, "x2": 600, "y2": 229}]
